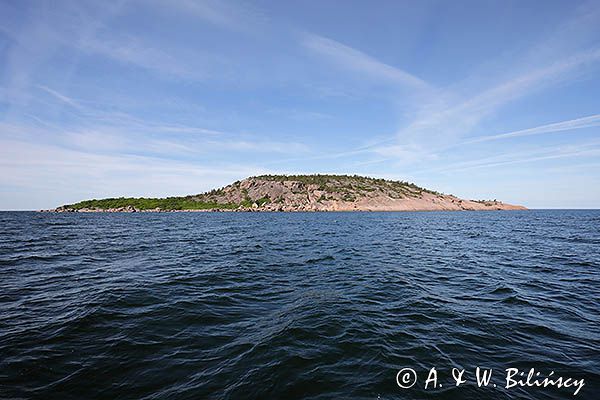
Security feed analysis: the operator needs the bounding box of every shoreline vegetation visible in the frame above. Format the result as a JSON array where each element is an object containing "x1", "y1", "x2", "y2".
[{"x1": 45, "y1": 174, "x2": 527, "y2": 212}]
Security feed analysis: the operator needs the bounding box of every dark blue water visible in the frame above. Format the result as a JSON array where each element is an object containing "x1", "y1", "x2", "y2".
[{"x1": 1, "y1": 210, "x2": 599, "y2": 399}]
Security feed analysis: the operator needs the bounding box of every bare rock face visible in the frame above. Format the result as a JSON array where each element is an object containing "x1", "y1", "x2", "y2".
[{"x1": 193, "y1": 175, "x2": 526, "y2": 212}]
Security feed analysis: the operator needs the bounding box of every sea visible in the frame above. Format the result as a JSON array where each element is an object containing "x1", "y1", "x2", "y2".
[{"x1": 1, "y1": 210, "x2": 599, "y2": 399}]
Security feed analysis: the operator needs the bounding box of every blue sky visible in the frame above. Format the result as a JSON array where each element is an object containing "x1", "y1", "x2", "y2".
[{"x1": 1, "y1": 0, "x2": 599, "y2": 210}]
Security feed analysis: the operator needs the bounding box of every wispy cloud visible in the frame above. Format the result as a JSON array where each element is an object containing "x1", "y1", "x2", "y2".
[
  {"x1": 76, "y1": 34, "x2": 221, "y2": 81},
  {"x1": 337, "y1": 2, "x2": 600, "y2": 167},
  {"x1": 417, "y1": 141, "x2": 600, "y2": 174},
  {"x1": 453, "y1": 48, "x2": 600, "y2": 118},
  {"x1": 0, "y1": 0, "x2": 237, "y2": 85},
  {"x1": 296, "y1": 47, "x2": 600, "y2": 171},
  {"x1": 445, "y1": 146, "x2": 600, "y2": 173},
  {"x1": 73, "y1": 0, "x2": 262, "y2": 81},
  {"x1": 5, "y1": 85, "x2": 311, "y2": 160},
  {"x1": 0, "y1": 137, "x2": 270, "y2": 209},
  {"x1": 34, "y1": 86, "x2": 225, "y2": 136},
  {"x1": 302, "y1": 34, "x2": 431, "y2": 91},
  {"x1": 466, "y1": 114, "x2": 600, "y2": 144},
  {"x1": 37, "y1": 85, "x2": 85, "y2": 110},
  {"x1": 292, "y1": 11, "x2": 600, "y2": 170},
  {"x1": 395, "y1": 47, "x2": 600, "y2": 148},
  {"x1": 347, "y1": 45, "x2": 600, "y2": 169},
  {"x1": 9, "y1": 121, "x2": 309, "y2": 160},
  {"x1": 147, "y1": 0, "x2": 262, "y2": 32}
]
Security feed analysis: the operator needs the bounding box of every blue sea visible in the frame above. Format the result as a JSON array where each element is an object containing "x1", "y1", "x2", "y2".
[{"x1": 1, "y1": 210, "x2": 599, "y2": 399}]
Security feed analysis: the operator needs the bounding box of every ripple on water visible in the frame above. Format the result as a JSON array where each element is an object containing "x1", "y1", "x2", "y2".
[{"x1": 0, "y1": 210, "x2": 599, "y2": 399}]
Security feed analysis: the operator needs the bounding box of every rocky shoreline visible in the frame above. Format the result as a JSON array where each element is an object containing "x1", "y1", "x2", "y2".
[
  {"x1": 44, "y1": 205, "x2": 264, "y2": 213},
  {"x1": 43, "y1": 201, "x2": 523, "y2": 213}
]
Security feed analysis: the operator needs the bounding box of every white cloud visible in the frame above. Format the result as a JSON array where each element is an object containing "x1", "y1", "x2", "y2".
[
  {"x1": 291, "y1": 17, "x2": 600, "y2": 170},
  {"x1": 396, "y1": 47, "x2": 600, "y2": 149},
  {"x1": 302, "y1": 33, "x2": 431, "y2": 91},
  {"x1": 76, "y1": 35, "x2": 216, "y2": 80},
  {"x1": 466, "y1": 114, "x2": 600, "y2": 144},
  {"x1": 146, "y1": 0, "x2": 263, "y2": 32},
  {"x1": 418, "y1": 141, "x2": 600, "y2": 174},
  {"x1": 37, "y1": 85, "x2": 85, "y2": 110},
  {"x1": 0, "y1": 138, "x2": 270, "y2": 209}
]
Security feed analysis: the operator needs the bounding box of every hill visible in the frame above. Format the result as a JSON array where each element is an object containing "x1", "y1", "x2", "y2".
[{"x1": 51, "y1": 174, "x2": 526, "y2": 212}]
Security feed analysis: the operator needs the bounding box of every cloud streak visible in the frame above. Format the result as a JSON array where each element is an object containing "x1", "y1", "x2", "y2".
[
  {"x1": 0, "y1": 137, "x2": 270, "y2": 209},
  {"x1": 416, "y1": 141, "x2": 600, "y2": 175},
  {"x1": 146, "y1": 0, "x2": 262, "y2": 32},
  {"x1": 466, "y1": 114, "x2": 600, "y2": 144},
  {"x1": 395, "y1": 47, "x2": 600, "y2": 148},
  {"x1": 37, "y1": 85, "x2": 85, "y2": 110},
  {"x1": 302, "y1": 34, "x2": 431, "y2": 91}
]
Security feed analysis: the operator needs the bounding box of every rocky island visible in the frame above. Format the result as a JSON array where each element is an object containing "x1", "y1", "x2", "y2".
[{"x1": 50, "y1": 174, "x2": 526, "y2": 212}]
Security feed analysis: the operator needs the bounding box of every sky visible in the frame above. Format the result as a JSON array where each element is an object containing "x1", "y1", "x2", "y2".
[{"x1": 1, "y1": 0, "x2": 600, "y2": 210}]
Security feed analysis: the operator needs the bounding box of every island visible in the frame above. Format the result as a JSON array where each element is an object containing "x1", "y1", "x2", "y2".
[{"x1": 48, "y1": 174, "x2": 526, "y2": 212}]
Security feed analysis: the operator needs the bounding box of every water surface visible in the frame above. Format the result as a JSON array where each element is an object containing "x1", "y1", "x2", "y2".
[{"x1": 1, "y1": 210, "x2": 599, "y2": 399}]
